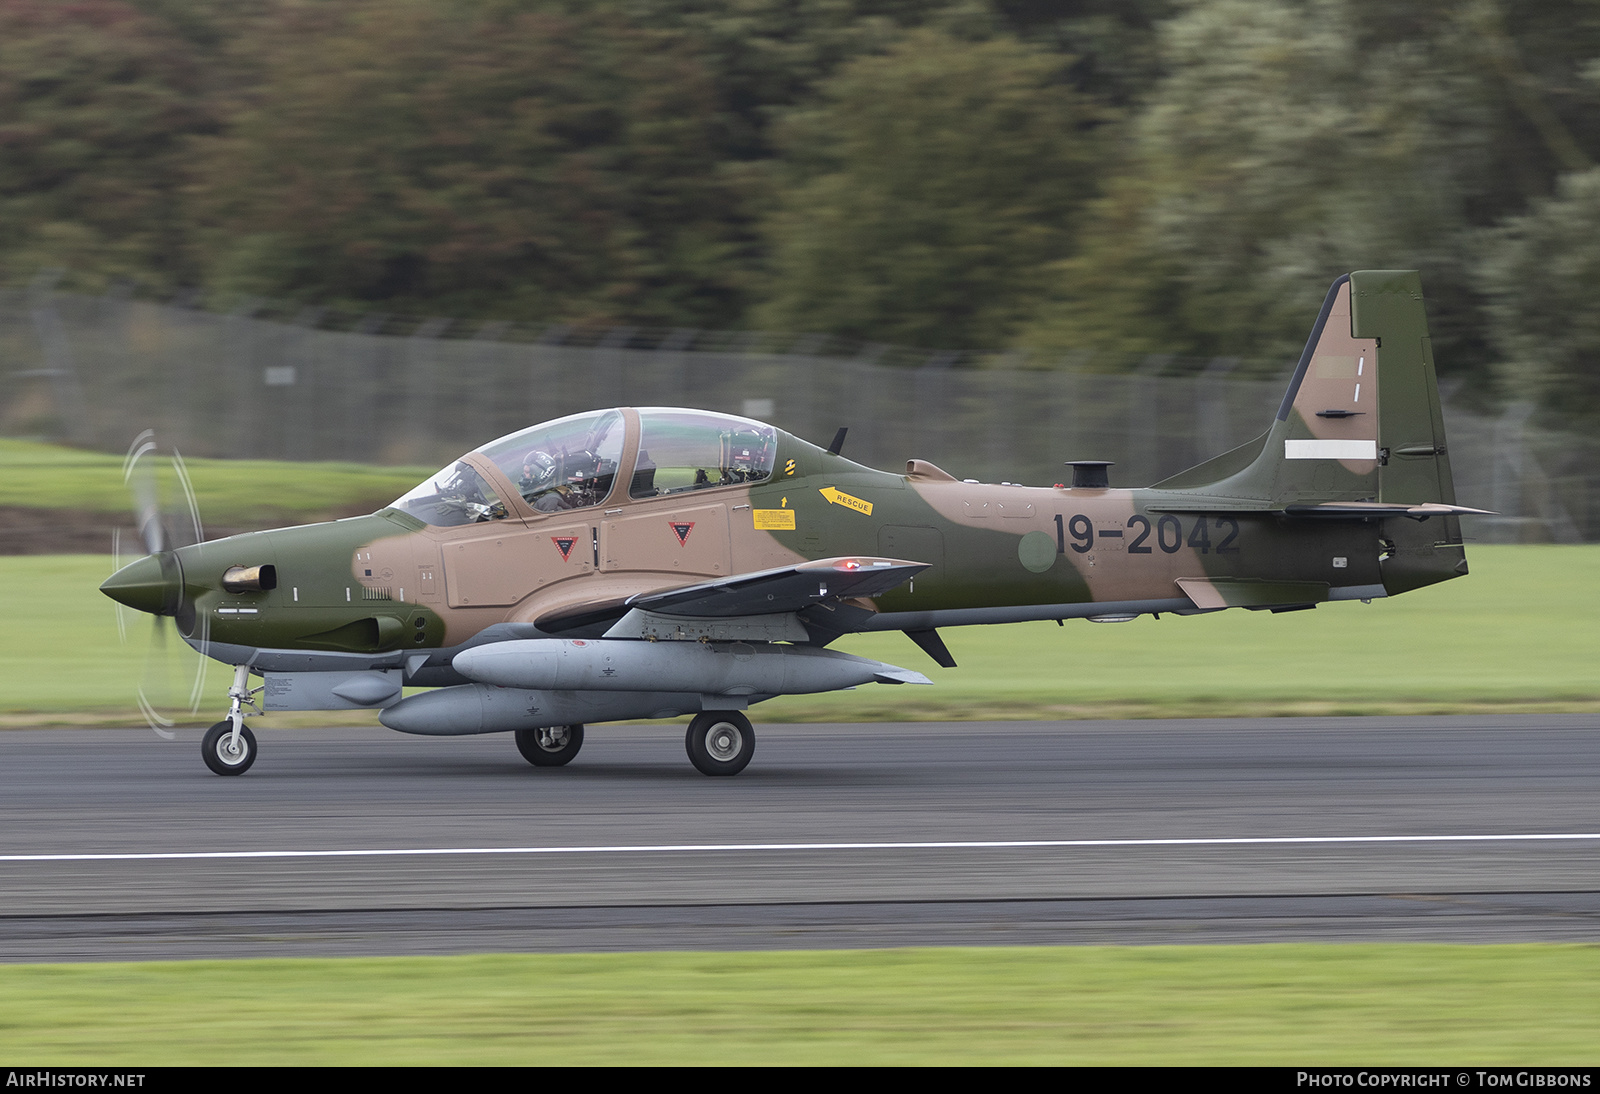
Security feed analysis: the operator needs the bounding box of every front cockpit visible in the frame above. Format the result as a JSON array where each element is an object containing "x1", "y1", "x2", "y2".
[{"x1": 389, "y1": 408, "x2": 778, "y2": 528}]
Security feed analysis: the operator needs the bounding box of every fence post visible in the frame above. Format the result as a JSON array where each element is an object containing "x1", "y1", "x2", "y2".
[
  {"x1": 1199, "y1": 356, "x2": 1239, "y2": 461},
  {"x1": 405, "y1": 318, "x2": 450, "y2": 465},
  {"x1": 26, "y1": 270, "x2": 94, "y2": 445},
  {"x1": 1492, "y1": 401, "x2": 1534, "y2": 542},
  {"x1": 1129, "y1": 354, "x2": 1170, "y2": 484}
]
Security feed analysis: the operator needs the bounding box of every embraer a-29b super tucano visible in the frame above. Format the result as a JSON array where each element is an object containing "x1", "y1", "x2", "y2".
[{"x1": 102, "y1": 271, "x2": 1485, "y2": 777}]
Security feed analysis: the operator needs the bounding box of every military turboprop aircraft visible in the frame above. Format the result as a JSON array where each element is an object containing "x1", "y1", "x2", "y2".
[{"x1": 102, "y1": 270, "x2": 1485, "y2": 776}]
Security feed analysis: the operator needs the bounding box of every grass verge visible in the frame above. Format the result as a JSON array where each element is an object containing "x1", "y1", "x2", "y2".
[
  {"x1": 4, "y1": 945, "x2": 1599, "y2": 1065},
  {"x1": 0, "y1": 436, "x2": 431, "y2": 526}
]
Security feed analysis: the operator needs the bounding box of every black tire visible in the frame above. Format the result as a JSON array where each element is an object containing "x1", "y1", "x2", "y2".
[
  {"x1": 202, "y1": 720, "x2": 257, "y2": 776},
  {"x1": 685, "y1": 712, "x2": 754, "y2": 777},
  {"x1": 514, "y1": 724, "x2": 584, "y2": 767}
]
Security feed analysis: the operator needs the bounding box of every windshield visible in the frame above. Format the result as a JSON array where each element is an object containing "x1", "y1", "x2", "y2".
[
  {"x1": 477, "y1": 410, "x2": 625, "y2": 515},
  {"x1": 390, "y1": 461, "x2": 508, "y2": 527}
]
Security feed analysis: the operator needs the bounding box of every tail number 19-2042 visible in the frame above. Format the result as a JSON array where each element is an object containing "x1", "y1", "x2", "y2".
[{"x1": 1054, "y1": 514, "x2": 1240, "y2": 556}]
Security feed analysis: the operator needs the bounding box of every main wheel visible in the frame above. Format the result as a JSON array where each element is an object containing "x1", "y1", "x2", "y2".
[
  {"x1": 685, "y1": 712, "x2": 754, "y2": 777},
  {"x1": 202, "y1": 720, "x2": 257, "y2": 776},
  {"x1": 515, "y1": 723, "x2": 584, "y2": 767}
]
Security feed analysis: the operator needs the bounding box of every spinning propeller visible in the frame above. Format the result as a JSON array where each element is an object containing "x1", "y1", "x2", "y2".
[{"x1": 105, "y1": 431, "x2": 211, "y2": 738}]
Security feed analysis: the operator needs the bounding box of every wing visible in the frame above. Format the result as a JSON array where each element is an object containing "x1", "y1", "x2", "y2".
[
  {"x1": 529, "y1": 556, "x2": 927, "y2": 641},
  {"x1": 628, "y1": 556, "x2": 926, "y2": 616}
]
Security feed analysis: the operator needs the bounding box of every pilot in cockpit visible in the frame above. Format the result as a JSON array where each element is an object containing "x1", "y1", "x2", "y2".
[
  {"x1": 521, "y1": 450, "x2": 570, "y2": 512},
  {"x1": 522, "y1": 447, "x2": 613, "y2": 512}
]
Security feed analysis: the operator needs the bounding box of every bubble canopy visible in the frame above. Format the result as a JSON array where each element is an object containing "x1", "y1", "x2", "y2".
[{"x1": 389, "y1": 408, "x2": 777, "y2": 527}]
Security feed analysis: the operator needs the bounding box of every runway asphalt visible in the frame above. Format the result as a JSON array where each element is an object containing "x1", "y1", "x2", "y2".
[{"x1": 1, "y1": 715, "x2": 1597, "y2": 960}]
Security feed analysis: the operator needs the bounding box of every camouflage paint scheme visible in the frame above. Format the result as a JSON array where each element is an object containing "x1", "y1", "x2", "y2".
[{"x1": 103, "y1": 271, "x2": 1477, "y2": 731}]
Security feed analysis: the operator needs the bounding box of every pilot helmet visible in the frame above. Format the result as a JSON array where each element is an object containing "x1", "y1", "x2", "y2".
[{"x1": 522, "y1": 450, "x2": 557, "y2": 489}]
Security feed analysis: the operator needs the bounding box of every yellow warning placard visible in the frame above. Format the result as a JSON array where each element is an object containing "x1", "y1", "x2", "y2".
[
  {"x1": 818, "y1": 487, "x2": 873, "y2": 516},
  {"x1": 753, "y1": 509, "x2": 797, "y2": 530}
]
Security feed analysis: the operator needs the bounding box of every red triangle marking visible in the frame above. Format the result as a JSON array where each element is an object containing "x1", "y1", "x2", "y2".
[
  {"x1": 669, "y1": 521, "x2": 695, "y2": 546},
  {"x1": 551, "y1": 536, "x2": 577, "y2": 561}
]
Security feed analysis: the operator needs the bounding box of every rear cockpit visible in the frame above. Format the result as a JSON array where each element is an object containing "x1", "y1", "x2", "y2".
[{"x1": 630, "y1": 408, "x2": 775, "y2": 499}]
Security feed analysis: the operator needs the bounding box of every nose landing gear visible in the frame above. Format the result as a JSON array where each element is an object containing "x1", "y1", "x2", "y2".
[{"x1": 202, "y1": 664, "x2": 261, "y2": 776}]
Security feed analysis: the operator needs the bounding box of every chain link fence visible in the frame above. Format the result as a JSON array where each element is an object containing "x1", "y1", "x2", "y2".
[{"x1": 3, "y1": 285, "x2": 1593, "y2": 543}]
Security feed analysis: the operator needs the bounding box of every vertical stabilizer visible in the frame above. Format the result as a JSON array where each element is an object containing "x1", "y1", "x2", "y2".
[
  {"x1": 1151, "y1": 271, "x2": 1467, "y2": 594},
  {"x1": 1155, "y1": 271, "x2": 1460, "y2": 509}
]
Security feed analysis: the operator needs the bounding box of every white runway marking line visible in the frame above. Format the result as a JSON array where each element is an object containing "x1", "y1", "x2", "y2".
[{"x1": 3, "y1": 832, "x2": 1600, "y2": 863}]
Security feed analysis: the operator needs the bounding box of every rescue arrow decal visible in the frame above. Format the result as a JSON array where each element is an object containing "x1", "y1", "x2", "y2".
[{"x1": 819, "y1": 487, "x2": 873, "y2": 516}]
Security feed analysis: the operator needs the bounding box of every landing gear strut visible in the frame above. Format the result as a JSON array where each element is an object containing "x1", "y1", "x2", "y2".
[
  {"x1": 686, "y1": 711, "x2": 754, "y2": 776},
  {"x1": 515, "y1": 724, "x2": 585, "y2": 767},
  {"x1": 203, "y1": 664, "x2": 260, "y2": 776}
]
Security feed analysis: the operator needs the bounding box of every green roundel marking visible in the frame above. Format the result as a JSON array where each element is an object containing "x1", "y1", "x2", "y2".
[{"x1": 1018, "y1": 530, "x2": 1056, "y2": 574}]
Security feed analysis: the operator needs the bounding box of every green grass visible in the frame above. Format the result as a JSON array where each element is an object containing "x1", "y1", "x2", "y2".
[
  {"x1": 3, "y1": 945, "x2": 1598, "y2": 1064},
  {"x1": 6, "y1": 546, "x2": 1596, "y2": 721},
  {"x1": 0, "y1": 437, "x2": 432, "y2": 525},
  {"x1": 804, "y1": 542, "x2": 1600, "y2": 721}
]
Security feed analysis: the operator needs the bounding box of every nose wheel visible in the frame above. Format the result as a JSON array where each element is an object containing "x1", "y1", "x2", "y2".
[
  {"x1": 686, "y1": 711, "x2": 755, "y2": 776},
  {"x1": 202, "y1": 720, "x2": 257, "y2": 775},
  {"x1": 515, "y1": 723, "x2": 584, "y2": 767}
]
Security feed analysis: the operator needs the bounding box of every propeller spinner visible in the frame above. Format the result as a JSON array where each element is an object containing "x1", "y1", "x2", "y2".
[{"x1": 102, "y1": 431, "x2": 210, "y2": 736}]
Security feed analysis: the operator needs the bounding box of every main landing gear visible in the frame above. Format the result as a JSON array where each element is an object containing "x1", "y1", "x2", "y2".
[
  {"x1": 202, "y1": 664, "x2": 261, "y2": 776},
  {"x1": 513, "y1": 714, "x2": 755, "y2": 775},
  {"x1": 515, "y1": 724, "x2": 585, "y2": 767},
  {"x1": 686, "y1": 711, "x2": 755, "y2": 777}
]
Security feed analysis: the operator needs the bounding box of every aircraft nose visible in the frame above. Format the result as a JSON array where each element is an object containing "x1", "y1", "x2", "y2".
[{"x1": 101, "y1": 552, "x2": 184, "y2": 616}]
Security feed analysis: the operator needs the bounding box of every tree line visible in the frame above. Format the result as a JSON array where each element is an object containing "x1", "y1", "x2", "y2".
[{"x1": 3, "y1": 0, "x2": 1598, "y2": 419}]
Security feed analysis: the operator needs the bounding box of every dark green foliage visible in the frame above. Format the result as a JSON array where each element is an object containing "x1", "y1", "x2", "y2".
[
  {"x1": 0, "y1": 0, "x2": 218, "y2": 290},
  {"x1": 757, "y1": 29, "x2": 1106, "y2": 348},
  {"x1": 1, "y1": 0, "x2": 1598, "y2": 419},
  {"x1": 195, "y1": 2, "x2": 752, "y2": 326},
  {"x1": 1480, "y1": 167, "x2": 1600, "y2": 425}
]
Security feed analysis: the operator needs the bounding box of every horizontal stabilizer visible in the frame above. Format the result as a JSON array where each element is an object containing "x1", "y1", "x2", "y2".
[{"x1": 627, "y1": 557, "x2": 926, "y2": 618}]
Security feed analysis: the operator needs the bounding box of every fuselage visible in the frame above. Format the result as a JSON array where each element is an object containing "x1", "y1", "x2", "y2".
[{"x1": 103, "y1": 405, "x2": 1407, "y2": 671}]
